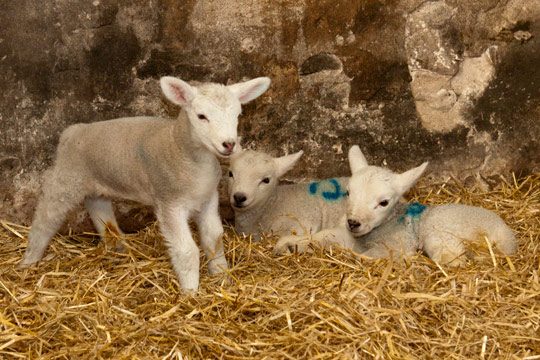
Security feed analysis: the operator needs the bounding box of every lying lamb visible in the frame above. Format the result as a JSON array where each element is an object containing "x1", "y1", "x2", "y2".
[
  {"x1": 274, "y1": 146, "x2": 517, "y2": 265},
  {"x1": 21, "y1": 75, "x2": 271, "y2": 291},
  {"x1": 228, "y1": 148, "x2": 348, "y2": 240}
]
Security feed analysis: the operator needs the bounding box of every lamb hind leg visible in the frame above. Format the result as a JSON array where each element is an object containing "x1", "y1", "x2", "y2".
[
  {"x1": 422, "y1": 232, "x2": 467, "y2": 266},
  {"x1": 21, "y1": 174, "x2": 85, "y2": 266},
  {"x1": 157, "y1": 205, "x2": 200, "y2": 291},
  {"x1": 85, "y1": 197, "x2": 126, "y2": 251},
  {"x1": 274, "y1": 226, "x2": 355, "y2": 255}
]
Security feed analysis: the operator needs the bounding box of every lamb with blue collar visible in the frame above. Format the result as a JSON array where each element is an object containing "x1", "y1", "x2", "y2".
[{"x1": 274, "y1": 146, "x2": 517, "y2": 265}]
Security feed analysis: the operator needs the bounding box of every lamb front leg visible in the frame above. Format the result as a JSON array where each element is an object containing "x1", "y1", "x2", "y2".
[
  {"x1": 273, "y1": 226, "x2": 355, "y2": 255},
  {"x1": 273, "y1": 233, "x2": 312, "y2": 255},
  {"x1": 196, "y1": 191, "x2": 228, "y2": 276},
  {"x1": 157, "y1": 205, "x2": 200, "y2": 291}
]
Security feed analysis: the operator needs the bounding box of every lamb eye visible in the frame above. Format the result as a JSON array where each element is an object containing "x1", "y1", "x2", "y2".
[
  {"x1": 379, "y1": 200, "x2": 389, "y2": 207},
  {"x1": 197, "y1": 114, "x2": 208, "y2": 120},
  {"x1": 228, "y1": 171, "x2": 233, "y2": 178},
  {"x1": 262, "y1": 177, "x2": 270, "y2": 184},
  {"x1": 345, "y1": 190, "x2": 350, "y2": 197}
]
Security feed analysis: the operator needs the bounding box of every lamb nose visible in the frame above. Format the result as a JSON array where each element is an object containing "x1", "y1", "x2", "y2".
[
  {"x1": 234, "y1": 193, "x2": 247, "y2": 204},
  {"x1": 347, "y1": 219, "x2": 361, "y2": 230},
  {"x1": 222, "y1": 142, "x2": 236, "y2": 152}
]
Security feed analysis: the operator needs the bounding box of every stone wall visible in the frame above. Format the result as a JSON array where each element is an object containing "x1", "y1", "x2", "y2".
[{"x1": 1, "y1": 0, "x2": 539, "y2": 230}]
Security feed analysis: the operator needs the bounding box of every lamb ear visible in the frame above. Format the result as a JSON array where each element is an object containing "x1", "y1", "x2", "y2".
[
  {"x1": 348, "y1": 145, "x2": 368, "y2": 174},
  {"x1": 160, "y1": 76, "x2": 197, "y2": 106},
  {"x1": 274, "y1": 150, "x2": 304, "y2": 177},
  {"x1": 397, "y1": 162, "x2": 428, "y2": 194},
  {"x1": 228, "y1": 77, "x2": 271, "y2": 104}
]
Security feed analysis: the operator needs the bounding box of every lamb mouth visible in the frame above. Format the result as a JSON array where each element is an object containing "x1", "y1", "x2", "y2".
[
  {"x1": 213, "y1": 145, "x2": 234, "y2": 158},
  {"x1": 218, "y1": 150, "x2": 233, "y2": 158},
  {"x1": 347, "y1": 228, "x2": 367, "y2": 237},
  {"x1": 347, "y1": 229, "x2": 369, "y2": 238},
  {"x1": 232, "y1": 203, "x2": 250, "y2": 210}
]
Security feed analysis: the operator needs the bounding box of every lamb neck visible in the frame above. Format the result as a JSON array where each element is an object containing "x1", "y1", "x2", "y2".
[{"x1": 235, "y1": 187, "x2": 279, "y2": 235}]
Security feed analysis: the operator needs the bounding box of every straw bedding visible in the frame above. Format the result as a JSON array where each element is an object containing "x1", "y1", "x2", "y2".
[{"x1": 1, "y1": 174, "x2": 539, "y2": 359}]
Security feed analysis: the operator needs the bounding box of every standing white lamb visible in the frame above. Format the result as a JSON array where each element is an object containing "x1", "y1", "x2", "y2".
[
  {"x1": 20, "y1": 75, "x2": 271, "y2": 291},
  {"x1": 228, "y1": 148, "x2": 348, "y2": 239},
  {"x1": 274, "y1": 146, "x2": 517, "y2": 265}
]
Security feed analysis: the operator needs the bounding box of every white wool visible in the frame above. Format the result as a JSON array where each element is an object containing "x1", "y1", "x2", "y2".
[
  {"x1": 275, "y1": 146, "x2": 517, "y2": 265},
  {"x1": 228, "y1": 149, "x2": 348, "y2": 240},
  {"x1": 21, "y1": 76, "x2": 271, "y2": 291}
]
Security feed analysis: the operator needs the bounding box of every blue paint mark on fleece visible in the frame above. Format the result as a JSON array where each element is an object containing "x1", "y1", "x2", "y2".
[
  {"x1": 309, "y1": 179, "x2": 347, "y2": 201},
  {"x1": 398, "y1": 202, "x2": 427, "y2": 223},
  {"x1": 405, "y1": 202, "x2": 427, "y2": 218}
]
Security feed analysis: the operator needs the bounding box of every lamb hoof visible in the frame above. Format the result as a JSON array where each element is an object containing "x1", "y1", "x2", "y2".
[
  {"x1": 273, "y1": 239, "x2": 293, "y2": 256},
  {"x1": 104, "y1": 238, "x2": 128, "y2": 253},
  {"x1": 432, "y1": 252, "x2": 467, "y2": 267},
  {"x1": 115, "y1": 242, "x2": 128, "y2": 253},
  {"x1": 211, "y1": 272, "x2": 232, "y2": 286},
  {"x1": 18, "y1": 258, "x2": 39, "y2": 268},
  {"x1": 273, "y1": 236, "x2": 310, "y2": 256}
]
